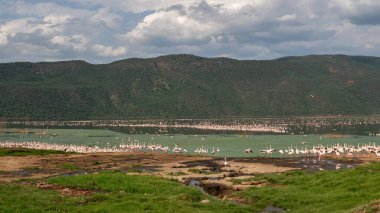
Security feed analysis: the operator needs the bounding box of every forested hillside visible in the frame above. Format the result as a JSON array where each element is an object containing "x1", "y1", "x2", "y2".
[{"x1": 0, "y1": 54, "x2": 379, "y2": 119}]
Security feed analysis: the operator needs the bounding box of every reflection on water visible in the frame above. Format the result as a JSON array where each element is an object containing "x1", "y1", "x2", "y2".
[{"x1": 295, "y1": 158, "x2": 354, "y2": 171}]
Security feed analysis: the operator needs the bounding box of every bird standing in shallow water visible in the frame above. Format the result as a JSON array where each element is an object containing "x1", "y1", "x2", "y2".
[
  {"x1": 244, "y1": 148, "x2": 253, "y2": 153},
  {"x1": 224, "y1": 157, "x2": 228, "y2": 167}
]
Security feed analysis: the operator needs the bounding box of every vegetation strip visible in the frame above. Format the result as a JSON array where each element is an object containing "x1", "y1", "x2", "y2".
[
  {"x1": 232, "y1": 162, "x2": 380, "y2": 212},
  {"x1": 0, "y1": 162, "x2": 379, "y2": 212}
]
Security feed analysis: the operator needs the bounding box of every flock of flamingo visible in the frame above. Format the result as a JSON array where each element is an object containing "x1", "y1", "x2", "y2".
[
  {"x1": 0, "y1": 140, "x2": 379, "y2": 158},
  {"x1": 252, "y1": 143, "x2": 380, "y2": 158}
]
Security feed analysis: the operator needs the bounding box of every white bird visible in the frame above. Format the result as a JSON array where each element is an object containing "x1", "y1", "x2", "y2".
[
  {"x1": 244, "y1": 148, "x2": 253, "y2": 153},
  {"x1": 336, "y1": 164, "x2": 341, "y2": 170},
  {"x1": 288, "y1": 146, "x2": 294, "y2": 155},
  {"x1": 224, "y1": 157, "x2": 228, "y2": 167}
]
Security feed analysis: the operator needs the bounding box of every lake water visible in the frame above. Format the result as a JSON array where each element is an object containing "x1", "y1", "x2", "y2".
[{"x1": 1, "y1": 128, "x2": 379, "y2": 157}]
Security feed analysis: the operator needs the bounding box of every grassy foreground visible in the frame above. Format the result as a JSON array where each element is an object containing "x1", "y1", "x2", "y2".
[
  {"x1": 0, "y1": 162, "x2": 379, "y2": 212},
  {"x1": 233, "y1": 162, "x2": 380, "y2": 212},
  {"x1": 0, "y1": 171, "x2": 251, "y2": 213}
]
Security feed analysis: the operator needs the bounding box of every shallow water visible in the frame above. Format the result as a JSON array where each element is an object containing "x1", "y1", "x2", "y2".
[{"x1": 1, "y1": 128, "x2": 379, "y2": 157}]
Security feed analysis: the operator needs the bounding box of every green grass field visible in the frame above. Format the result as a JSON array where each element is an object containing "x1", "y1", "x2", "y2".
[
  {"x1": 233, "y1": 163, "x2": 380, "y2": 212},
  {"x1": 0, "y1": 163, "x2": 379, "y2": 212},
  {"x1": 0, "y1": 172, "x2": 251, "y2": 213}
]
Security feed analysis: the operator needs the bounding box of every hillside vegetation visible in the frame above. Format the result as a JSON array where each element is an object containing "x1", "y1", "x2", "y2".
[{"x1": 0, "y1": 54, "x2": 379, "y2": 119}]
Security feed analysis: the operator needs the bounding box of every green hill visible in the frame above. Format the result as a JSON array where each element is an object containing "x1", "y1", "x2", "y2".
[{"x1": 0, "y1": 54, "x2": 379, "y2": 119}]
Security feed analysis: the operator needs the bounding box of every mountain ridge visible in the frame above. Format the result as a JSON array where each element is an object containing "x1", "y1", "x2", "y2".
[{"x1": 0, "y1": 54, "x2": 379, "y2": 119}]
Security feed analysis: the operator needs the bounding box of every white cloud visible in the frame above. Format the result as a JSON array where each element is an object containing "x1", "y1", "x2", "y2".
[
  {"x1": 123, "y1": 0, "x2": 331, "y2": 47},
  {"x1": 278, "y1": 14, "x2": 297, "y2": 22},
  {"x1": 0, "y1": 31, "x2": 8, "y2": 46},
  {"x1": 125, "y1": 6, "x2": 218, "y2": 46},
  {"x1": 50, "y1": 34, "x2": 88, "y2": 52},
  {"x1": 0, "y1": 0, "x2": 380, "y2": 63},
  {"x1": 44, "y1": 15, "x2": 72, "y2": 26},
  {"x1": 67, "y1": 0, "x2": 198, "y2": 13},
  {"x1": 1, "y1": 18, "x2": 39, "y2": 36},
  {"x1": 93, "y1": 44, "x2": 127, "y2": 57},
  {"x1": 11, "y1": 2, "x2": 91, "y2": 17},
  {"x1": 89, "y1": 8, "x2": 121, "y2": 29}
]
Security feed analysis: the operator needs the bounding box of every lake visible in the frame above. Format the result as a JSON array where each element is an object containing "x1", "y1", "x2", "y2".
[{"x1": 1, "y1": 127, "x2": 379, "y2": 157}]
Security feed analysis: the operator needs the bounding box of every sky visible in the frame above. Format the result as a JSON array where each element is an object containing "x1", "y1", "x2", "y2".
[{"x1": 1, "y1": 0, "x2": 380, "y2": 63}]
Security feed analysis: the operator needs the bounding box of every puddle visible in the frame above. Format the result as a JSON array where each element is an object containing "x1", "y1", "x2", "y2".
[
  {"x1": 296, "y1": 158, "x2": 357, "y2": 171},
  {"x1": 122, "y1": 165, "x2": 161, "y2": 173},
  {"x1": 12, "y1": 170, "x2": 39, "y2": 177},
  {"x1": 185, "y1": 177, "x2": 227, "y2": 197},
  {"x1": 185, "y1": 178, "x2": 209, "y2": 195},
  {"x1": 11, "y1": 168, "x2": 49, "y2": 177},
  {"x1": 235, "y1": 156, "x2": 359, "y2": 171}
]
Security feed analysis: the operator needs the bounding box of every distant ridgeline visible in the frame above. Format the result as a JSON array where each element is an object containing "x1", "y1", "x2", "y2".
[{"x1": 0, "y1": 54, "x2": 379, "y2": 120}]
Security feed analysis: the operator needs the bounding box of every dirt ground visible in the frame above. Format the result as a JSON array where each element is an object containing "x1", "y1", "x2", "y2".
[
  {"x1": 0, "y1": 151, "x2": 377, "y2": 198},
  {"x1": 0, "y1": 152, "x2": 295, "y2": 180}
]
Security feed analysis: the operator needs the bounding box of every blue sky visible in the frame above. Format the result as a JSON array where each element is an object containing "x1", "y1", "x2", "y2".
[{"x1": 1, "y1": 0, "x2": 380, "y2": 63}]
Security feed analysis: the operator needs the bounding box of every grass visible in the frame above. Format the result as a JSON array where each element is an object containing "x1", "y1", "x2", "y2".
[
  {"x1": 0, "y1": 184, "x2": 76, "y2": 212},
  {"x1": 188, "y1": 168, "x2": 202, "y2": 174},
  {"x1": 168, "y1": 171, "x2": 187, "y2": 176},
  {"x1": 60, "y1": 163, "x2": 80, "y2": 170},
  {"x1": 202, "y1": 171, "x2": 221, "y2": 175},
  {"x1": 0, "y1": 171, "x2": 252, "y2": 212},
  {"x1": 130, "y1": 163, "x2": 143, "y2": 168},
  {"x1": 0, "y1": 170, "x2": 9, "y2": 174},
  {"x1": 21, "y1": 166, "x2": 41, "y2": 170},
  {"x1": 233, "y1": 163, "x2": 380, "y2": 213},
  {"x1": 348, "y1": 200, "x2": 380, "y2": 213},
  {"x1": 93, "y1": 161, "x2": 102, "y2": 165},
  {"x1": 0, "y1": 147, "x2": 69, "y2": 156},
  {"x1": 47, "y1": 171, "x2": 245, "y2": 212},
  {"x1": 0, "y1": 163, "x2": 379, "y2": 212},
  {"x1": 126, "y1": 169, "x2": 141, "y2": 173}
]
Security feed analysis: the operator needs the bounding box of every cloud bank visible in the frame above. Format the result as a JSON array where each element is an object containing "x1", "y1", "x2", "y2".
[{"x1": 0, "y1": 0, "x2": 380, "y2": 63}]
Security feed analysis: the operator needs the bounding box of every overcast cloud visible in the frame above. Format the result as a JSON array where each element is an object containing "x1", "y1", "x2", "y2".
[{"x1": 0, "y1": 0, "x2": 380, "y2": 63}]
